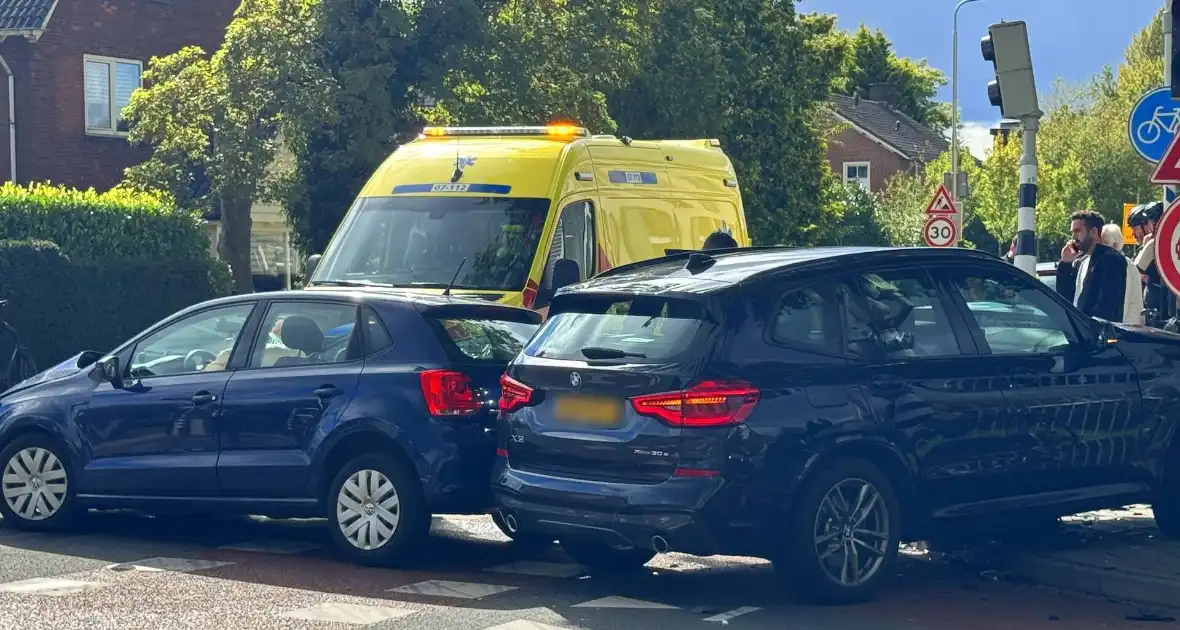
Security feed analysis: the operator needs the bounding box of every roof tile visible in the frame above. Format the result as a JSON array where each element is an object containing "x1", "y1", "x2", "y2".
[{"x1": 830, "y1": 93, "x2": 950, "y2": 163}]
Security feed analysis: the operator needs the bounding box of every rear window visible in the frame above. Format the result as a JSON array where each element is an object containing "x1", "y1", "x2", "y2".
[
  {"x1": 525, "y1": 295, "x2": 710, "y2": 362},
  {"x1": 432, "y1": 318, "x2": 538, "y2": 363}
]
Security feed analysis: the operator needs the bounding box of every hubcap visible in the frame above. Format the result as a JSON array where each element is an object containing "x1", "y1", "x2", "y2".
[
  {"x1": 813, "y1": 478, "x2": 890, "y2": 587},
  {"x1": 2, "y1": 447, "x2": 68, "y2": 522},
  {"x1": 336, "y1": 469, "x2": 400, "y2": 551}
]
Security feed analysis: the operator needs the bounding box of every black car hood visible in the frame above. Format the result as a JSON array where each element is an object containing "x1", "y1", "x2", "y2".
[
  {"x1": 1113, "y1": 323, "x2": 1180, "y2": 345},
  {"x1": 0, "y1": 352, "x2": 95, "y2": 398}
]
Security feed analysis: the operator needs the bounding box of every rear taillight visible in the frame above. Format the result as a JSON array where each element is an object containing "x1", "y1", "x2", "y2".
[
  {"x1": 419, "y1": 369, "x2": 479, "y2": 416},
  {"x1": 498, "y1": 374, "x2": 535, "y2": 413},
  {"x1": 630, "y1": 380, "x2": 760, "y2": 427}
]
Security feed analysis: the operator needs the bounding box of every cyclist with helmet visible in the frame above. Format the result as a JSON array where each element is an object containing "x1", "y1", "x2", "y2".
[{"x1": 1129, "y1": 201, "x2": 1167, "y2": 326}]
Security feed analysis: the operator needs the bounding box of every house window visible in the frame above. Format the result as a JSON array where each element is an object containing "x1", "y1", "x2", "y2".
[
  {"x1": 843, "y1": 161, "x2": 871, "y2": 191},
  {"x1": 84, "y1": 55, "x2": 143, "y2": 135}
]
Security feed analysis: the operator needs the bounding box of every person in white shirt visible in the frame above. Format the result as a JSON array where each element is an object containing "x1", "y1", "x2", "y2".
[{"x1": 1101, "y1": 223, "x2": 1145, "y2": 325}]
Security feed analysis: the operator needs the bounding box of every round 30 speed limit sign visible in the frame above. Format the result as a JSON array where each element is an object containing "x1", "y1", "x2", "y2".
[
  {"x1": 1154, "y1": 199, "x2": 1180, "y2": 297},
  {"x1": 923, "y1": 215, "x2": 957, "y2": 248}
]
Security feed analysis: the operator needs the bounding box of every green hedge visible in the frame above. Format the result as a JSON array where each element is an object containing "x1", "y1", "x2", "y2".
[
  {"x1": 0, "y1": 182, "x2": 210, "y2": 262},
  {"x1": 0, "y1": 240, "x2": 230, "y2": 369}
]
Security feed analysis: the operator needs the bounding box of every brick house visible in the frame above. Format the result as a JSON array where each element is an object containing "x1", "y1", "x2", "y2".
[
  {"x1": 0, "y1": 0, "x2": 238, "y2": 190},
  {"x1": 827, "y1": 89, "x2": 951, "y2": 193}
]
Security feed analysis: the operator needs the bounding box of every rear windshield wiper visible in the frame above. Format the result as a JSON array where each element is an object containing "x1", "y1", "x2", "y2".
[
  {"x1": 580, "y1": 346, "x2": 647, "y2": 360},
  {"x1": 310, "y1": 279, "x2": 390, "y2": 287}
]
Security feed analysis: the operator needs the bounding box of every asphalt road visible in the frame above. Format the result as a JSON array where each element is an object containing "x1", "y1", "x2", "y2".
[{"x1": 0, "y1": 511, "x2": 1172, "y2": 630}]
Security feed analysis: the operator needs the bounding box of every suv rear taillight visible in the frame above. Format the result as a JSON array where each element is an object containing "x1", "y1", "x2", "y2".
[
  {"x1": 499, "y1": 374, "x2": 535, "y2": 413},
  {"x1": 630, "y1": 380, "x2": 760, "y2": 427},
  {"x1": 419, "y1": 369, "x2": 479, "y2": 416}
]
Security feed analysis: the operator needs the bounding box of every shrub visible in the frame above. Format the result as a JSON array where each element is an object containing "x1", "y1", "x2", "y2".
[
  {"x1": 0, "y1": 182, "x2": 209, "y2": 262},
  {"x1": 0, "y1": 240, "x2": 231, "y2": 369}
]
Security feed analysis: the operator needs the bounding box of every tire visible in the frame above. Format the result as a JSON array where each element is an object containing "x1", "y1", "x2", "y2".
[
  {"x1": 559, "y1": 539, "x2": 655, "y2": 572},
  {"x1": 491, "y1": 511, "x2": 554, "y2": 550},
  {"x1": 325, "y1": 452, "x2": 429, "y2": 567},
  {"x1": 0, "y1": 434, "x2": 81, "y2": 532},
  {"x1": 773, "y1": 457, "x2": 902, "y2": 605},
  {"x1": 1153, "y1": 446, "x2": 1180, "y2": 539}
]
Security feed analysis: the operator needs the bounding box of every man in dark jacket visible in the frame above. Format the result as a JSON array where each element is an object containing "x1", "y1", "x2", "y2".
[{"x1": 1056, "y1": 210, "x2": 1127, "y2": 322}]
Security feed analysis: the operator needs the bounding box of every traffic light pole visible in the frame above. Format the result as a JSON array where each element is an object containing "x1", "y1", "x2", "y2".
[{"x1": 1014, "y1": 115, "x2": 1040, "y2": 276}]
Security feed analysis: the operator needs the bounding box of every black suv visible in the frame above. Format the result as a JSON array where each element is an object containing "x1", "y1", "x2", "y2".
[{"x1": 492, "y1": 246, "x2": 1180, "y2": 604}]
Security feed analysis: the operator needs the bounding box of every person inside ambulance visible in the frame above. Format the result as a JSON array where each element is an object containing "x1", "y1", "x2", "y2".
[{"x1": 702, "y1": 229, "x2": 739, "y2": 250}]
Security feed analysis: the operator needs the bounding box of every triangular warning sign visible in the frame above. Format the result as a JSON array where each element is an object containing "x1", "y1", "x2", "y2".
[
  {"x1": 1153, "y1": 134, "x2": 1180, "y2": 185},
  {"x1": 925, "y1": 184, "x2": 958, "y2": 215}
]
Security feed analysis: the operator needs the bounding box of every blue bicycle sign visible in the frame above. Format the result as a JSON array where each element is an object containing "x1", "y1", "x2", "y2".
[{"x1": 1129, "y1": 87, "x2": 1180, "y2": 163}]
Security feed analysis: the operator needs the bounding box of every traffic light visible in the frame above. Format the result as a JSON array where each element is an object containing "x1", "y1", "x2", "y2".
[{"x1": 981, "y1": 21, "x2": 1039, "y2": 119}]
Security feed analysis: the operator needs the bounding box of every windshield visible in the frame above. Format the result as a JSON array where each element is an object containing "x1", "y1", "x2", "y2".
[{"x1": 313, "y1": 196, "x2": 550, "y2": 291}]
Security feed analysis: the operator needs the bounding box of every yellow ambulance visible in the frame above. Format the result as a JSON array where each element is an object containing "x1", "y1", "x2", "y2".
[{"x1": 305, "y1": 124, "x2": 750, "y2": 309}]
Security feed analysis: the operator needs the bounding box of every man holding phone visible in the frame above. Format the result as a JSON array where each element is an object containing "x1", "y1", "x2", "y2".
[{"x1": 1055, "y1": 210, "x2": 1127, "y2": 323}]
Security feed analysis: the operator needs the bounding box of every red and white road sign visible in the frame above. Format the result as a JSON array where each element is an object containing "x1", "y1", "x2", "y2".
[
  {"x1": 925, "y1": 184, "x2": 959, "y2": 215},
  {"x1": 1153, "y1": 198, "x2": 1180, "y2": 297},
  {"x1": 1153, "y1": 134, "x2": 1180, "y2": 185},
  {"x1": 923, "y1": 215, "x2": 957, "y2": 248}
]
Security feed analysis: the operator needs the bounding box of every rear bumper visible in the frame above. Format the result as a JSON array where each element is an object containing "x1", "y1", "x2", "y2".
[{"x1": 491, "y1": 462, "x2": 732, "y2": 556}]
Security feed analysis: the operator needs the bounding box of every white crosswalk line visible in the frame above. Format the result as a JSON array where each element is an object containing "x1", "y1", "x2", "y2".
[
  {"x1": 105, "y1": 557, "x2": 234, "y2": 572},
  {"x1": 281, "y1": 602, "x2": 418, "y2": 624},
  {"x1": 0, "y1": 577, "x2": 107, "y2": 596},
  {"x1": 704, "y1": 606, "x2": 761, "y2": 622},
  {"x1": 217, "y1": 539, "x2": 322, "y2": 554},
  {"x1": 388, "y1": 579, "x2": 518, "y2": 599},
  {"x1": 482, "y1": 620, "x2": 571, "y2": 630},
  {"x1": 571, "y1": 596, "x2": 679, "y2": 609}
]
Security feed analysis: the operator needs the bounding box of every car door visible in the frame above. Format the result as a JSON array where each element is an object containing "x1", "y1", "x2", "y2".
[
  {"x1": 216, "y1": 299, "x2": 364, "y2": 498},
  {"x1": 940, "y1": 264, "x2": 1145, "y2": 500},
  {"x1": 838, "y1": 266, "x2": 1020, "y2": 518},
  {"x1": 76, "y1": 302, "x2": 258, "y2": 497}
]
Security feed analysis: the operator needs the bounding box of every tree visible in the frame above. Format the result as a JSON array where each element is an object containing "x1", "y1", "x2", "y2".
[
  {"x1": 123, "y1": 0, "x2": 331, "y2": 293},
  {"x1": 609, "y1": 1, "x2": 847, "y2": 246},
  {"x1": 832, "y1": 25, "x2": 950, "y2": 131}
]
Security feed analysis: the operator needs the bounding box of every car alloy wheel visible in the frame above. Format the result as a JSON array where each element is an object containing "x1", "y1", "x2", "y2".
[
  {"x1": 812, "y1": 477, "x2": 891, "y2": 587},
  {"x1": 3, "y1": 446, "x2": 68, "y2": 522},
  {"x1": 335, "y1": 468, "x2": 401, "y2": 551}
]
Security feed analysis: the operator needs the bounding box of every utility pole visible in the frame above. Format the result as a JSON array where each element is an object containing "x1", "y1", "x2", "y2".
[
  {"x1": 982, "y1": 20, "x2": 1041, "y2": 275},
  {"x1": 951, "y1": 0, "x2": 983, "y2": 224}
]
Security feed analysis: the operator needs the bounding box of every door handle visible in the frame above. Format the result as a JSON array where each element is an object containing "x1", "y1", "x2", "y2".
[
  {"x1": 314, "y1": 385, "x2": 343, "y2": 399},
  {"x1": 191, "y1": 391, "x2": 217, "y2": 405}
]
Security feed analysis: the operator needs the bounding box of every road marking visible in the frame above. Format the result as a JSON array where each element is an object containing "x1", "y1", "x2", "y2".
[
  {"x1": 388, "y1": 579, "x2": 518, "y2": 599},
  {"x1": 281, "y1": 602, "x2": 417, "y2": 624},
  {"x1": 217, "y1": 539, "x2": 323, "y2": 555},
  {"x1": 483, "y1": 621, "x2": 571, "y2": 630},
  {"x1": 105, "y1": 557, "x2": 234, "y2": 573},
  {"x1": 487, "y1": 561, "x2": 584, "y2": 578},
  {"x1": 571, "y1": 596, "x2": 679, "y2": 609},
  {"x1": 704, "y1": 607, "x2": 762, "y2": 623},
  {"x1": 0, "y1": 577, "x2": 106, "y2": 596}
]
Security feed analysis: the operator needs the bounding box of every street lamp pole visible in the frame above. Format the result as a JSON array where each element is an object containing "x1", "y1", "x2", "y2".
[{"x1": 951, "y1": 0, "x2": 982, "y2": 211}]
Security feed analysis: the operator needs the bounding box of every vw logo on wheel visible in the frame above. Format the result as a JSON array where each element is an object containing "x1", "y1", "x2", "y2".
[{"x1": 569, "y1": 372, "x2": 582, "y2": 389}]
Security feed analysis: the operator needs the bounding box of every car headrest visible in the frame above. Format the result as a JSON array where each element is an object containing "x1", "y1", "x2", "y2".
[{"x1": 279, "y1": 316, "x2": 324, "y2": 355}]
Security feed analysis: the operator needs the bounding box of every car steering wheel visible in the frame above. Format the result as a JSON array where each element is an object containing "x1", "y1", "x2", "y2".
[{"x1": 184, "y1": 349, "x2": 217, "y2": 372}]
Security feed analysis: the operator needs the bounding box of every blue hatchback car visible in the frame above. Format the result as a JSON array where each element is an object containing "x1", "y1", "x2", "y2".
[{"x1": 0, "y1": 290, "x2": 539, "y2": 565}]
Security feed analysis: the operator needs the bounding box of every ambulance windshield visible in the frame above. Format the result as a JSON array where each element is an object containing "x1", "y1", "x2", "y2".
[{"x1": 311, "y1": 196, "x2": 550, "y2": 292}]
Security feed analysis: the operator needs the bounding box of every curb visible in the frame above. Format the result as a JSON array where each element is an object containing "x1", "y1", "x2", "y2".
[{"x1": 1009, "y1": 554, "x2": 1180, "y2": 609}]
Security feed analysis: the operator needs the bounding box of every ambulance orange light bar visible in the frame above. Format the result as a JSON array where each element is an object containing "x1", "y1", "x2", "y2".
[{"x1": 420, "y1": 125, "x2": 590, "y2": 138}]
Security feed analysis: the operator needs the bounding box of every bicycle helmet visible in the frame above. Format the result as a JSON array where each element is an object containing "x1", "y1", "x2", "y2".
[{"x1": 1128, "y1": 201, "x2": 1164, "y2": 227}]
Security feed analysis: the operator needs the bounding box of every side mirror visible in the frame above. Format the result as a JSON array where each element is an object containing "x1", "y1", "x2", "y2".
[
  {"x1": 305, "y1": 254, "x2": 322, "y2": 279},
  {"x1": 1092, "y1": 317, "x2": 1118, "y2": 349},
  {"x1": 552, "y1": 258, "x2": 581, "y2": 293},
  {"x1": 99, "y1": 356, "x2": 124, "y2": 389}
]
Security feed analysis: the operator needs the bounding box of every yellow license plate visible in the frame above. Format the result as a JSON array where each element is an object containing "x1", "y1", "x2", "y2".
[{"x1": 554, "y1": 395, "x2": 622, "y2": 426}]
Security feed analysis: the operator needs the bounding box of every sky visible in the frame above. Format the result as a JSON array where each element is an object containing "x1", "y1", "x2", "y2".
[{"x1": 798, "y1": 0, "x2": 1163, "y2": 157}]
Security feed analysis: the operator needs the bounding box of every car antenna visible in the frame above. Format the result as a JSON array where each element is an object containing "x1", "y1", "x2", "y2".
[
  {"x1": 442, "y1": 257, "x2": 467, "y2": 297},
  {"x1": 451, "y1": 139, "x2": 464, "y2": 183}
]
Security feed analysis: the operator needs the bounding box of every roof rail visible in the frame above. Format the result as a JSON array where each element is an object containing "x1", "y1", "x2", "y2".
[{"x1": 592, "y1": 245, "x2": 789, "y2": 280}]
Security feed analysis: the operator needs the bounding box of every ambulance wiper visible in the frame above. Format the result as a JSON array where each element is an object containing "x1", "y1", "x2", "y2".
[{"x1": 580, "y1": 346, "x2": 647, "y2": 360}]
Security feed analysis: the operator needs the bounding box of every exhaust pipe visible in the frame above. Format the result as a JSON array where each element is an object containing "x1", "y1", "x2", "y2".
[
  {"x1": 504, "y1": 512, "x2": 519, "y2": 534},
  {"x1": 651, "y1": 535, "x2": 669, "y2": 553}
]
